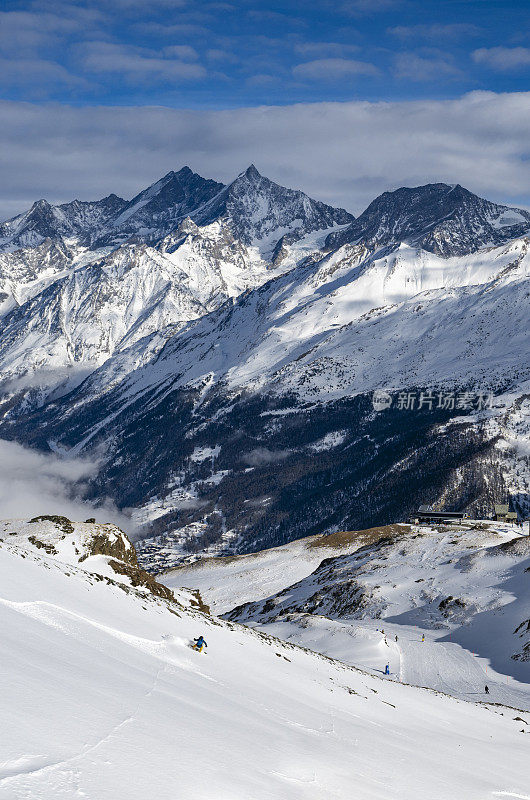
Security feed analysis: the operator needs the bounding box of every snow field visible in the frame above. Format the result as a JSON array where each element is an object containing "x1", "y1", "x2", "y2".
[{"x1": 2, "y1": 538, "x2": 530, "y2": 799}]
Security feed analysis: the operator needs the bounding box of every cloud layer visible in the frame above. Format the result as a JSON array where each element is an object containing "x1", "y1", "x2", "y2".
[
  {"x1": 1, "y1": 92, "x2": 530, "y2": 220},
  {"x1": 0, "y1": 438, "x2": 132, "y2": 530}
]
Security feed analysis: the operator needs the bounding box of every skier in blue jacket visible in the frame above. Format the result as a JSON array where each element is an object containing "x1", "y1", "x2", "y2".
[
  {"x1": 384, "y1": 664, "x2": 390, "y2": 675},
  {"x1": 193, "y1": 636, "x2": 207, "y2": 652}
]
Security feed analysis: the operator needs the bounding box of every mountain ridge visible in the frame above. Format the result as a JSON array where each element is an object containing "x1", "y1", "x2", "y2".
[
  {"x1": 0, "y1": 168, "x2": 528, "y2": 561},
  {"x1": 326, "y1": 182, "x2": 530, "y2": 256}
]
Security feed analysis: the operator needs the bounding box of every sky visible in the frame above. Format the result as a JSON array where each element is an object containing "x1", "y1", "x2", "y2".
[{"x1": 1, "y1": 0, "x2": 530, "y2": 218}]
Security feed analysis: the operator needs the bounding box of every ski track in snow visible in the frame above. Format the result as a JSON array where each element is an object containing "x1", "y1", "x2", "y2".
[
  {"x1": 0, "y1": 660, "x2": 165, "y2": 790},
  {"x1": 262, "y1": 619, "x2": 530, "y2": 711}
]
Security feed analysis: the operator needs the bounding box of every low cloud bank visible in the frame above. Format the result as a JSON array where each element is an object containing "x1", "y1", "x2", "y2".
[
  {"x1": 0, "y1": 91, "x2": 530, "y2": 221},
  {"x1": 0, "y1": 438, "x2": 133, "y2": 533}
]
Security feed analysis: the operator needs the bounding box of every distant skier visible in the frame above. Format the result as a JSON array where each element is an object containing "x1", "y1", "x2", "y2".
[
  {"x1": 193, "y1": 636, "x2": 207, "y2": 653},
  {"x1": 421, "y1": 634, "x2": 425, "y2": 643},
  {"x1": 395, "y1": 635, "x2": 398, "y2": 642},
  {"x1": 485, "y1": 685, "x2": 489, "y2": 695},
  {"x1": 384, "y1": 664, "x2": 390, "y2": 675}
]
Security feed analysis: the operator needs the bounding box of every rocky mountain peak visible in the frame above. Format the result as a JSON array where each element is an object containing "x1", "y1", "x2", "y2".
[
  {"x1": 243, "y1": 164, "x2": 261, "y2": 180},
  {"x1": 108, "y1": 167, "x2": 225, "y2": 236},
  {"x1": 194, "y1": 166, "x2": 354, "y2": 253},
  {"x1": 326, "y1": 182, "x2": 530, "y2": 256},
  {"x1": 32, "y1": 198, "x2": 52, "y2": 210}
]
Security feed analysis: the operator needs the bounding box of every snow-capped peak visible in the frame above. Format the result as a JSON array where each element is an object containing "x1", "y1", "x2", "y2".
[
  {"x1": 193, "y1": 165, "x2": 354, "y2": 256},
  {"x1": 326, "y1": 182, "x2": 530, "y2": 256}
]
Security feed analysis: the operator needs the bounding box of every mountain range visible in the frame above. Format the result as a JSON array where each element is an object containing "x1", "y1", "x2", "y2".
[{"x1": 0, "y1": 165, "x2": 528, "y2": 564}]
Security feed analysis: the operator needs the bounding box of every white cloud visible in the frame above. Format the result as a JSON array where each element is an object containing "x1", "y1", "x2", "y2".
[
  {"x1": 342, "y1": 0, "x2": 401, "y2": 14},
  {"x1": 389, "y1": 23, "x2": 480, "y2": 40},
  {"x1": 472, "y1": 47, "x2": 530, "y2": 71},
  {"x1": 0, "y1": 57, "x2": 89, "y2": 91},
  {"x1": 394, "y1": 51, "x2": 463, "y2": 81},
  {"x1": 0, "y1": 438, "x2": 132, "y2": 529},
  {"x1": 206, "y1": 48, "x2": 239, "y2": 63},
  {"x1": 293, "y1": 57, "x2": 380, "y2": 80},
  {"x1": 0, "y1": 8, "x2": 103, "y2": 56},
  {"x1": 76, "y1": 41, "x2": 207, "y2": 83},
  {"x1": 246, "y1": 73, "x2": 279, "y2": 87},
  {"x1": 293, "y1": 42, "x2": 360, "y2": 59},
  {"x1": 162, "y1": 45, "x2": 199, "y2": 61},
  {"x1": 0, "y1": 92, "x2": 530, "y2": 220}
]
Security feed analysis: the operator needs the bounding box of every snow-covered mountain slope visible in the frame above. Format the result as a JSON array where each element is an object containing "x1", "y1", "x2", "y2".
[
  {"x1": 2, "y1": 518, "x2": 529, "y2": 800},
  {"x1": 160, "y1": 524, "x2": 409, "y2": 614},
  {"x1": 46, "y1": 233, "x2": 528, "y2": 407},
  {"x1": 0, "y1": 239, "x2": 73, "y2": 314},
  {"x1": 169, "y1": 520, "x2": 530, "y2": 709},
  {"x1": 0, "y1": 167, "x2": 352, "y2": 399},
  {"x1": 7, "y1": 228, "x2": 527, "y2": 557},
  {"x1": 327, "y1": 183, "x2": 530, "y2": 256},
  {"x1": 225, "y1": 522, "x2": 530, "y2": 700},
  {"x1": 0, "y1": 244, "x2": 212, "y2": 390}
]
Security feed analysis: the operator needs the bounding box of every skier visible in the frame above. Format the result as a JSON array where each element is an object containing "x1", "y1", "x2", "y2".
[
  {"x1": 421, "y1": 634, "x2": 425, "y2": 643},
  {"x1": 384, "y1": 664, "x2": 390, "y2": 675},
  {"x1": 193, "y1": 636, "x2": 207, "y2": 653},
  {"x1": 395, "y1": 635, "x2": 398, "y2": 642},
  {"x1": 485, "y1": 685, "x2": 489, "y2": 695}
]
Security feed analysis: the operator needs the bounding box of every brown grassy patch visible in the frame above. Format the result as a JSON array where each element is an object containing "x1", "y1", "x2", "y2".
[{"x1": 307, "y1": 524, "x2": 410, "y2": 550}]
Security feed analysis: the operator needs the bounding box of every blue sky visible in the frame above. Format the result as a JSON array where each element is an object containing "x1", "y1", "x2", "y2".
[
  {"x1": 0, "y1": 0, "x2": 530, "y2": 220},
  {"x1": 2, "y1": 0, "x2": 530, "y2": 107}
]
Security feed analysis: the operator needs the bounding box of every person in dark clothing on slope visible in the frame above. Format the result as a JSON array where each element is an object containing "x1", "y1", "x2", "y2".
[
  {"x1": 193, "y1": 636, "x2": 207, "y2": 652},
  {"x1": 485, "y1": 685, "x2": 489, "y2": 695},
  {"x1": 385, "y1": 664, "x2": 390, "y2": 675}
]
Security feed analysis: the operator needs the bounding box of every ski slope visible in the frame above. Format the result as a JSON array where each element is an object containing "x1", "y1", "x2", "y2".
[
  {"x1": 259, "y1": 616, "x2": 530, "y2": 712},
  {"x1": 2, "y1": 527, "x2": 530, "y2": 799},
  {"x1": 172, "y1": 522, "x2": 530, "y2": 710}
]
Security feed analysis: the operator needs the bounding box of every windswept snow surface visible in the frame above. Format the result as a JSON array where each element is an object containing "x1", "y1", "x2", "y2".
[{"x1": 1, "y1": 531, "x2": 530, "y2": 800}]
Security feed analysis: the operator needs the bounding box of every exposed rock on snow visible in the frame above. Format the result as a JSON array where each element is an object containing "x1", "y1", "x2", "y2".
[{"x1": 0, "y1": 516, "x2": 206, "y2": 608}]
